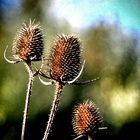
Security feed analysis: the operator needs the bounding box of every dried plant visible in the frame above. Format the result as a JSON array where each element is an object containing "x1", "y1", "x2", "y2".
[
  {"x1": 39, "y1": 34, "x2": 99, "y2": 140},
  {"x1": 72, "y1": 100, "x2": 104, "y2": 140},
  {"x1": 4, "y1": 20, "x2": 44, "y2": 140}
]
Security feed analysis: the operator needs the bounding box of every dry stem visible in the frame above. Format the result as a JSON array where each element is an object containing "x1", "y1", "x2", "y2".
[
  {"x1": 42, "y1": 82, "x2": 64, "y2": 140},
  {"x1": 21, "y1": 62, "x2": 34, "y2": 140}
]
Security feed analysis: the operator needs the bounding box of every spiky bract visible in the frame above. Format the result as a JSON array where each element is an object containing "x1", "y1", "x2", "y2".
[
  {"x1": 48, "y1": 34, "x2": 81, "y2": 83},
  {"x1": 13, "y1": 20, "x2": 44, "y2": 63},
  {"x1": 72, "y1": 100, "x2": 103, "y2": 137}
]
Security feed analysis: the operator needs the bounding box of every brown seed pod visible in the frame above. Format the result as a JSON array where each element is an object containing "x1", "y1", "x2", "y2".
[
  {"x1": 72, "y1": 100, "x2": 103, "y2": 138},
  {"x1": 13, "y1": 20, "x2": 44, "y2": 63},
  {"x1": 48, "y1": 34, "x2": 81, "y2": 83}
]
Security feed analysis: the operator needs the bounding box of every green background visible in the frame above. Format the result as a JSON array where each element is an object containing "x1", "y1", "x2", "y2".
[{"x1": 0, "y1": 0, "x2": 140, "y2": 139}]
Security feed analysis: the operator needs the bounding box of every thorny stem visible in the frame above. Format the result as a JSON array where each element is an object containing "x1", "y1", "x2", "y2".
[
  {"x1": 88, "y1": 136, "x2": 92, "y2": 140},
  {"x1": 21, "y1": 62, "x2": 34, "y2": 140},
  {"x1": 43, "y1": 82, "x2": 64, "y2": 140}
]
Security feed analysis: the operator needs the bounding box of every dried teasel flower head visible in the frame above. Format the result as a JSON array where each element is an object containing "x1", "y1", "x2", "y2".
[
  {"x1": 12, "y1": 20, "x2": 44, "y2": 63},
  {"x1": 72, "y1": 100, "x2": 103, "y2": 139},
  {"x1": 48, "y1": 34, "x2": 81, "y2": 84}
]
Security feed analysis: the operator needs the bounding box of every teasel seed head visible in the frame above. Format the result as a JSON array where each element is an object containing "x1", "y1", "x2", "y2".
[
  {"x1": 48, "y1": 34, "x2": 81, "y2": 83},
  {"x1": 12, "y1": 20, "x2": 44, "y2": 63},
  {"x1": 72, "y1": 100, "x2": 103, "y2": 138}
]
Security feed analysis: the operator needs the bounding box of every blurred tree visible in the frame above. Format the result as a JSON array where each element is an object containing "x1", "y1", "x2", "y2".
[
  {"x1": 21, "y1": 0, "x2": 51, "y2": 21},
  {"x1": 115, "y1": 39, "x2": 138, "y2": 86},
  {"x1": 83, "y1": 22, "x2": 116, "y2": 78}
]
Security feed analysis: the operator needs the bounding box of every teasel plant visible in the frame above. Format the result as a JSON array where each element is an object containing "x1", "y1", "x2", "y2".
[
  {"x1": 72, "y1": 100, "x2": 107, "y2": 140},
  {"x1": 39, "y1": 34, "x2": 99, "y2": 140},
  {"x1": 4, "y1": 20, "x2": 44, "y2": 140}
]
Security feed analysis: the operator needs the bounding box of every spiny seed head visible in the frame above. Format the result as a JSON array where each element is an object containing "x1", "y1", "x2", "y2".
[
  {"x1": 13, "y1": 20, "x2": 44, "y2": 63},
  {"x1": 72, "y1": 100, "x2": 103, "y2": 137},
  {"x1": 48, "y1": 34, "x2": 81, "y2": 83}
]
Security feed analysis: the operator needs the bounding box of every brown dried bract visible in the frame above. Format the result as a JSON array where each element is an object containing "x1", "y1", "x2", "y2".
[
  {"x1": 48, "y1": 34, "x2": 81, "y2": 83},
  {"x1": 13, "y1": 20, "x2": 44, "y2": 63},
  {"x1": 72, "y1": 100, "x2": 103, "y2": 137}
]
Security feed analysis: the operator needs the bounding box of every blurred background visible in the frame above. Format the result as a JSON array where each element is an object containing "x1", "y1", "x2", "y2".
[{"x1": 0, "y1": 0, "x2": 140, "y2": 139}]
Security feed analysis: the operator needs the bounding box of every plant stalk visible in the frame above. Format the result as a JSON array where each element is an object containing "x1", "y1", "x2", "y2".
[
  {"x1": 43, "y1": 82, "x2": 64, "y2": 140},
  {"x1": 88, "y1": 136, "x2": 92, "y2": 140},
  {"x1": 21, "y1": 62, "x2": 34, "y2": 140}
]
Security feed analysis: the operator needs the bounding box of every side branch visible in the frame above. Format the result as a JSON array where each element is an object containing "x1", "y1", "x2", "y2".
[{"x1": 71, "y1": 77, "x2": 100, "y2": 85}]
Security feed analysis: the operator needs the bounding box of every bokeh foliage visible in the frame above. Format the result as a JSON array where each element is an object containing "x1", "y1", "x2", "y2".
[{"x1": 0, "y1": 0, "x2": 140, "y2": 140}]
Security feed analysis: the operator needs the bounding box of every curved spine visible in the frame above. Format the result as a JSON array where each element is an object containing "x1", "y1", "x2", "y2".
[{"x1": 4, "y1": 46, "x2": 19, "y2": 64}]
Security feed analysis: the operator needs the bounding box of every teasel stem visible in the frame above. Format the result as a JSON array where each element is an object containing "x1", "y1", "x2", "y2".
[
  {"x1": 21, "y1": 62, "x2": 35, "y2": 140},
  {"x1": 43, "y1": 82, "x2": 64, "y2": 140},
  {"x1": 88, "y1": 136, "x2": 92, "y2": 140}
]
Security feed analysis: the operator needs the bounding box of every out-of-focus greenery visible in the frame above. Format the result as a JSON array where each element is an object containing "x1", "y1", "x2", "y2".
[{"x1": 0, "y1": 0, "x2": 140, "y2": 140}]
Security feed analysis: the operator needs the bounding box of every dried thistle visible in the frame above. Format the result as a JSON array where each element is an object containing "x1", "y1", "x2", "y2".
[
  {"x1": 4, "y1": 20, "x2": 43, "y2": 63},
  {"x1": 72, "y1": 100, "x2": 103, "y2": 140},
  {"x1": 4, "y1": 20, "x2": 44, "y2": 140},
  {"x1": 49, "y1": 34, "x2": 81, "y2": 82},
  {"x1": 39, "y1": 34, "x2": 99, "y2": 140}
]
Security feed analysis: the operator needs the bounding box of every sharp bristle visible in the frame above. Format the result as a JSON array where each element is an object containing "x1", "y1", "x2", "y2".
[
  {"x1": 49, "y1": 34, "x2": 81, "y2": 83},
  {"x1": 72, "y1": 100, "x2": 103, "y2": 137},
  {"x1": 13, "y1": 20, "x2": 44, "y2": 62}
]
